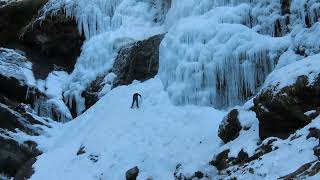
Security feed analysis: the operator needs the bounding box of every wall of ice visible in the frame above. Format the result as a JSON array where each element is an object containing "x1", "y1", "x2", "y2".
[{"x1": 159, "y1": 0, "x2": 320, "y2": 108}]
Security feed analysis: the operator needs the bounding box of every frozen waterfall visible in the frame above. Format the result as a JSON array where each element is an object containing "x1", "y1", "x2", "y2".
[{"x1": 39, "y1": 0, "x2": 320, "y2": 115}]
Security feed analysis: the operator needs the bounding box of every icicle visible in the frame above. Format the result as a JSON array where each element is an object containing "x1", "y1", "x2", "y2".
[{"x1": 25, "y1": 86, "x2": 30, "y2": 101}]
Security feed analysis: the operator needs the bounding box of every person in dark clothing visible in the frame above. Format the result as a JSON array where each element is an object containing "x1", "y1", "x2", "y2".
[{"x1": 131, "y1": 93, "x2": 142, "y2": 108}]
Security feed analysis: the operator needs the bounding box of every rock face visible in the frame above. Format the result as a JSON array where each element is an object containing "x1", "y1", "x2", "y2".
[
  {"x1": 0, "y1": 0, "x2": 48, "y2": 46},
  {"x1": 0, "y1": 101, "x2": 45, "y2": 179},
  {"x1": 0, "y1": 48, "x2": 36, "y2": 104},
  {"x1": 21, "y1": 11, "x2": 84, "y2": 78},
  {"x1": 218, "y1": 109, "x2": 242, "y2": 143},
  {"x1": 253, "y1": 75, "x2": 320, "y2": 140},
  {"x1": 0, "y1": 0, "x2": 84, "y2": 79},
  {"x1": 112, "y1": 34, "x2": 164, "y2": 88}
]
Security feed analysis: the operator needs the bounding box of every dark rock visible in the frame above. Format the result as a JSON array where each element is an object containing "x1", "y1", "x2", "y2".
[
  {"x1": 313, "y1": 145, "x2": 320, "y2": 157},
  {"x1": 14, "y1": 157, "x2": 37, "y2": 180},
  {"x1": 81, "y1": 75, "x2": 105, "y2": 110},
  {"x1": 0, "y1": 75, "x2": 36, "y2": 105},
  {"x1": 0, "y1": 100, "x2": 43, "y2": 177},
  {"x1": 126, "y1": 166, "x2": 139, "y2": 180},
  {"x1": 248, "y1": 168, "x2": 254, "y2": 174},
  {"x1": 235, "y1": 149, "x2": 249, "y2": 165},
  {"x1": 0, "y1": 102, "x2": 42, "y2": 135},
  {"x1": 281, "y1": 0, "x2": 291, "y2": 15},
  {"x1": 253, "y1": 75, "x2": 320, "y2": 140},
  {"x1": 307, "y1": 127, "x2": 320, "y2": 145},
  {"x1": 112, "y1": 34, "x2": 165, "y2": 88},
  {"x1": 194, "y1": 171, "x2": 204, "y2": 179},
  {"x1": 0, "y1": 137, "x2": 41, "y2": 178},
  {"x1": 250, "y1": 139, "x2": 277, "y2": 161},
  {"x1": 0, "y1": 0, "x2": 48, "y2": 46},
  {"x1": 218, "y1": 109, "x2": 242, "y2": 143},
  {"x1": 21, "y1": 10, "x2": 84, "y2": 78},
  {"x1": 210, "y1": 149, "x2": 230, "y2": 171}
]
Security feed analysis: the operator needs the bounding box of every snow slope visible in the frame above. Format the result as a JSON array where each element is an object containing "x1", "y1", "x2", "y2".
[{"x1": 30, "y1": 77, "x2": 226, "y2": 180}]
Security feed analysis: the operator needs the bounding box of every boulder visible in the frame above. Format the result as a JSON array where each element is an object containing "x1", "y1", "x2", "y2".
[
  {"x1": 210, "y1": 149, "x2": 230, "y2": 171},
  {"x1": 112, "y1": 34, "x2": 164, "y2": 88},
  {"x1": 0, "y1": 137, "x2": 41, "y2": 178},
  {"x1": 126, "y1": 166, "x2": 139, "y2": 180},
  {"x1": 218, "y1": 109, "x2": 242, "y2": 143},
  {"x1": 253, "y1": 75, "x2": 320, "y2": 140}
]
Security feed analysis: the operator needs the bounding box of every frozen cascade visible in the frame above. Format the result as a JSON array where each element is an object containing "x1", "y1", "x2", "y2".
[
  {"x1": 159, "y1": 0, "x2": 310, "y2": 108},
  {"x1": 291, "y1": 0, "x2": 320, "y2": 27},
  {"x1": 159, "y1": 22, "x2": 289, "y2": 108}
]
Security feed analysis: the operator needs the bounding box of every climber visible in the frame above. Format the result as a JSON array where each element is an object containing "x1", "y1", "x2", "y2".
[{"x1": 131, "y1": 93, "x2": 142, "y2": 108}]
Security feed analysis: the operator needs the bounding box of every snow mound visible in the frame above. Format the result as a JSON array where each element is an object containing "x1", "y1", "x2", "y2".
[{"x1": 30, "y1": 77, "x2": 226, "y2": 180}]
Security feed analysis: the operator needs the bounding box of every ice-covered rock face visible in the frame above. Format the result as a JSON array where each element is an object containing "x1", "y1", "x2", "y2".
[
  {"x1": 0, "y1": 48, "x2": 35, "y2": 87},
  {"x1": 159, "y1": 0, "x2": 320, "y2": 108}
]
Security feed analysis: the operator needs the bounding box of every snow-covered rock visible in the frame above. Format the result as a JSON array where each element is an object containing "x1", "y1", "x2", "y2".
[
  {"x1": 0, "y1": 48, "x2": 37, "y2": 104},
  {"x1": 218, "y1": 109, "x2": 242, "y2": 143},
  {"x1": 254, "y1": 54, "x2": 320, "y2": 139},
  {"x1": 0, "y1": 101, "x2": 54, "y2": 179}
]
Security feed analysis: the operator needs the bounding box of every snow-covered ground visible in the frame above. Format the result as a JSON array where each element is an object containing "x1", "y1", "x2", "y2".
[
  {"x1": 30, "y1": 77, "x2": 226, "y2": 180},
  {"x1": 2, "y1": 0, "x2": 319, "y2": 179}
]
